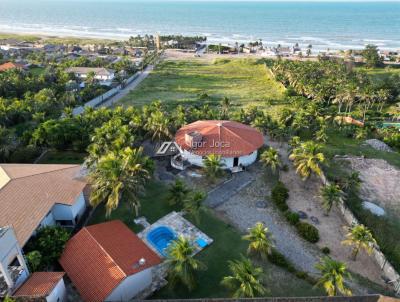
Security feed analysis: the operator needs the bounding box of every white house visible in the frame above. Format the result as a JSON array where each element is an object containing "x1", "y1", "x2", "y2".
[
  {"x1": 13, "y1": 272, "x2": 67, "y2": 302},
  {"x1": 65, "y1": 67, "x2": 115, "y2": 86},
  {"x1": 0, "y1": 164, "x2": 88, "y2": 298},
  {"x1": 60, "y1": 220, "x2": 162, "y2": 302},
  {"x1": 173, "y1": 120, "x2": 264, "y2": 171}
]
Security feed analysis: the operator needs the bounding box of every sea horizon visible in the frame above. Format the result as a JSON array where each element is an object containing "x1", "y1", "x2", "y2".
[{"x1": 0, "y1": 0, "x2": 399, "y2": 51}]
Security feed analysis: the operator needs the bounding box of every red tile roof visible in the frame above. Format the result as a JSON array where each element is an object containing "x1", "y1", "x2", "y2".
[
  {"x1": 175, "y1": 120, "x2": 264, "y2": 157},
  {"x1": 0, "y1": 164, "x2": 87, "y2": 246},
  {"x1": 0, "y1": 62, "x2": 24, "y2": 72},
  {"x1": 59, "y1": 220, "x2": 161, "y2": 302},
  {"x1": 13, "y1": 272, "x2": 65, "y2": 297}
]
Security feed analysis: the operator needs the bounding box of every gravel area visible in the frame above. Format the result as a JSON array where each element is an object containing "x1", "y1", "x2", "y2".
[
  {"x1": 215, "y1": 165, "x2": 321, "y2": 275},
  {"x1": 364, "y1": 139, "x2": 393, "y2": 153}
]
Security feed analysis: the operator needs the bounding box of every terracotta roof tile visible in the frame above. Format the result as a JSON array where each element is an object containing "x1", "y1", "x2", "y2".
[
  {"x1": 175, "y1": 120, "x2": 264, "y2": 157},
  {"x1": 0, "y1": 164, "x2": 87, "y2": 246},
  {"x1": 59, "y1": 220, "x2": 161, "y2": 302},
  {"x1": 13, "y1": 272, "x2": 65, "y2": 297},
  {"x1": 0, "y1": 62, "x2": 24, "y2": 72}
]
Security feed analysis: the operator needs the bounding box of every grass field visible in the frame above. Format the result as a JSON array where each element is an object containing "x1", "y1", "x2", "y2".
[
  {"x1": 119, "y1": 59, "x2": 286, "y2": 110},
  {"x1": 88, "y1": 181, "x2": 323, "y2": 299}
]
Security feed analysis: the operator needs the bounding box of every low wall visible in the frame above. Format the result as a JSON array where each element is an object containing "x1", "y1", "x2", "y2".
[
  {"x1": 71, "y1": 72, "x2": 139, "y2": 116},
  {"x1": 320, "y1": 172, "x2": 400, "y2": 295}
]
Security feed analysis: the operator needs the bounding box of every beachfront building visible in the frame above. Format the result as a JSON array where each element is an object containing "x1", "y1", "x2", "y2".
[
  {"x1": 65, "y1": 67, "x2": 115, "y2": 86},
  {"x1": 0, "y1": 164, "x2": 88, "y2": 297},
  {"x1": 60, "y1": 220, "x2": 162, "y2": 302},
  {"x1": 172, "y1": 120, "x2": 264, "y2": 171}
]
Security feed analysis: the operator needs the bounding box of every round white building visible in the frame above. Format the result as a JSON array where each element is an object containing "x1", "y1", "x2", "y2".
[{"x1": 173, "y1": 120, "x2": 264, "y2": 171}]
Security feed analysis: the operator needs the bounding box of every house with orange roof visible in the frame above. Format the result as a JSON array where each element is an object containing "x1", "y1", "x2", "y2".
[
  {"x1": 60, "y1": 220, "x2": 162, "y2": 302},
  {"x1": 13, "y1": 272, "x2": 66, "y2": 302},
  {"x1": 0, "y1": 164, "x2": 88, "y2": 297},
  {"x1": 172, "y1": 120, "x2": 264, "y2": 171},
  {"x1": 0, "y1": 62, "x2": 25, "y2": 72}
]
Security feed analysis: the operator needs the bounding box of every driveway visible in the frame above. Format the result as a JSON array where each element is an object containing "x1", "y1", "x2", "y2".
[{"x1": 98, "y1": 64, "x2": 154, "y2": 108}]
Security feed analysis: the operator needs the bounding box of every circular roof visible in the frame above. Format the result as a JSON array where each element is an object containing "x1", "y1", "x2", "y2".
[{"x1": 175, "y1": 120, "x2": 264, "y2": 158}]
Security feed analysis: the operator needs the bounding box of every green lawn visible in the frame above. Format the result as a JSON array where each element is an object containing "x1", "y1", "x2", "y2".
[
  {"x1": 119, "y1": 59, "x2": 286, "y2": 109},
  {"x1": 37, "y1": 151, "x2": 87, "y2": 164},
  {"x1": 28, "y1": 67, "x2": 45, "y2": 76},
  {"x1": 88, "y1": 180, "x2": 323, "y2": 298}
]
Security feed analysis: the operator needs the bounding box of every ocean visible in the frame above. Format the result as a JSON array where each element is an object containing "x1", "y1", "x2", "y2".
[{"x1": 0, "y1": 0, "x2": 399, "y2": 51}]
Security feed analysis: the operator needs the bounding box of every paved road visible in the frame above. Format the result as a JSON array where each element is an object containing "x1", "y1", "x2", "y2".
[{"x1": 99, "y1": 64, "x2": 154, "y2": 108}]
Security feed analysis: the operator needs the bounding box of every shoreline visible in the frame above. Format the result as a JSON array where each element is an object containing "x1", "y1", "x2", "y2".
[{"x1": 1, "y1": 30, "x2": 399, "y2": 53}]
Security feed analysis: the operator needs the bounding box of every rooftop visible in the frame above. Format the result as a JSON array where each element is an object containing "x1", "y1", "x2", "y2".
[
  {"x1": 0, "y1": 164, "x2": 87, "y2": 246},
  {"x1": 0, "y1": 62, "x2": 25, "y2": 72},
  {"x1": 175, "y1": 120, "x2": 264, "y2": 157},
  {"x1": 13, "y1": 272, "x2": 65, "y2": 298},
  {"x1": 65, "y1": 67, "x2": 115, "y2": 76},
  {"x1": 59, "y1": 220, "x2": 161, "y2": 302}
]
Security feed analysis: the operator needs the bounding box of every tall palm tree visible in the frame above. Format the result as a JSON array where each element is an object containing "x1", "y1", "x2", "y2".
[
  {"x1": 315, "y1": 257, "x2": 352, "y2": 297},
  {"x1": 202, "y1": 154, "x2": 225, "y2": 182},
  {"x1": 166, "y1": 236, "x2": 206, "y2": 291},
  {"x1": 167, "y1": 179, "x2": 190, "y2": 206},
  {"x1": 221, "y1": 256, "x2": 267, "y2": 298},
  {"x1": 144, "y1": 110, "x2": 172, "y2": 141},
  {"x1": 183, "y1": 191, "x2": 206, "y2": 224},
  {"x1": 242, "y1": 222, "x2": 274, "y2": 260},
  {"x1": 260, "y1": 147, "x2": 281, "y2": 173},
  {"x1": 320, "y1": 184, "x2": 344, "y2": 215},
  {"x1": 289, "y1": 141, "x2": 325, "y2": 180},
  {"x1": 89, "y1": 147, "x2": 152, "y2": 217},
  {"x1": 342, "y1": 224, "x2": 377, "y2": 260}
]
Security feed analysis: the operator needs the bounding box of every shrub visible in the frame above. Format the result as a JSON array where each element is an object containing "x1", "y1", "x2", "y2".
[
  {"x1": 9, "y1": 146, "x2": 41, "y2": 163},
  {"x1": 271, "y1": 181, "x2": 289, "y2": 212},
  {"x1": 26, "y1": 250, "x2": 42, "y2": 272},
  {"x1": 267, "y1": 248, "x2": 295, "y2": 272},
  {"x1": 321, "y1": 246, "x2": 331, "y2": 254},
  {"x1": 295, "y1": 271, "x2": 308, "y2": 279},
  {"x1": 296, "y1": 222, "x2": 320, "y2": 243},
  {"x1": 284, "y1": 211, "x2": 300, "y2": 225}
]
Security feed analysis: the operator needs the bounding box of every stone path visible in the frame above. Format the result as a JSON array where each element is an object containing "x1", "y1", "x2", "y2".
[{"x1": 204, "y1": 171, "x2": 255, "y2": 208}]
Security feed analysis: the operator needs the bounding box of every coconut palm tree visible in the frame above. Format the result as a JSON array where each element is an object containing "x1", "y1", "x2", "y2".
[
  {"x1": 221, "y1": 256, "x2": 267, "y2": 298},
  {"x1": 315, "y1": 257, "x2": 352, "y2": 297},
  {"x1": 144, "y1": 110, "x2": 172, "y2": 141},
  {"x1": 167, "y1": 179, "x2": 190, "y2": 206},
  {"x1": 242, "y1": 222, "x2": 274, "y2": 259},
  {"x1": 342, "y1": 224, "x2": 376, "y2": 260},
  {"x1": 89, "y1": 147, "x2": 152, "y2": 217},
  {"x1": 202, "y1": 154, "x2": 225, "y2": 182},
  {"x1": 221, "y1": 96, "x2": 231, "y2": 119},
  {"x1": 166, "y1": 236, "x2": 206, "y2": 291},
  {"x1": 260, "y1": 147, "x2": 281, "y2": 173},
  {"x1": 183, "y1": 191, "x2": 206, "y2": 224},
  {"x1": 320, "y1": 184, "x2": 345, "y2": 215},
  {"x1": 340, "y1": 171, "x2": 362, "y2": 192},
  {"x1": 289, "y1": 141, "x2": 325, "y2": 180}
]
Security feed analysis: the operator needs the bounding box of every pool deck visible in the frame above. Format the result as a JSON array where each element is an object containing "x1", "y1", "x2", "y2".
[{"x1": 138, "y1": 211, "x2": 213, "y2": 258}]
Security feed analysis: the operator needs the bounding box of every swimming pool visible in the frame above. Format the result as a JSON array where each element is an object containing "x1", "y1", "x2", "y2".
[{"x1": 146, "y1": 226, "x2": 176, "y2": 256}]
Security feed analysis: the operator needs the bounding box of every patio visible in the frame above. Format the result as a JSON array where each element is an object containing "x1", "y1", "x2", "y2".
[{"x1": 138, "y1": 211, "x2": 213, "y2": 257}]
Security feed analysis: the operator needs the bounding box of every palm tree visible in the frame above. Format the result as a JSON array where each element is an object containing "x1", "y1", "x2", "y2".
[
  {"x1": 0, "y1": 126, "x2": 14, "y2": 162},
  {"x1": 242, "y1": 222, "x2": 274, "y2": 259},
  {"x1": 89, "y1": 147, "x2": 152, "y2": 217},
  {"x1": 260, "y1": 147, "x2": 281, "y2": 173},
  {"x1": 144, "y1": 110, "x2": 172, "y2": 141},
  {"x1": 221, "y1": 96, "x2": 231, "y2": 119},
  {"x1": 183, "y1": 191, "x2": 206, "y2": 224},
  {"x1": 315, "y1": 257, "x2": 352, "y2": 297},
  {"x1": 289, "y1": 141, "x2": 325, "y2": 180},
  {"x1": 202, "y1": 154, "x2": 225, "y2": 182},
  {"x1": 342, "y1": 224, "x2": 377, "y2": 260},
  {"x1": 167, "y1": 179, "x2": 190, "y2": 206},
  {"x1": 221, "y1": 256, "x2": 267, "y2": 298},
  {"x1": 166, "y1": 236, "x2": 206, "y2": 291},
  {"x1": 320, "y1": 184, "x2": 344, "y2": 215}
]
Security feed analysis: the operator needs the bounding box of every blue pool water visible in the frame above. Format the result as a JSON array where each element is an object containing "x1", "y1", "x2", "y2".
[{"x1": 147, "y1": 226, "x2": 176, "y2": 256}]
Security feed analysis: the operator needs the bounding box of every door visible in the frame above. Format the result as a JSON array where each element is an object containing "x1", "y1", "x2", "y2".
[{"x1": 233, "y1": 157, "x2": 239, "y2": 167}]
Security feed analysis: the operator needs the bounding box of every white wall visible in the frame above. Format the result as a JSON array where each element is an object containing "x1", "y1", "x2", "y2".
[
  {"x1": 46, "y1": 278, "x2": 67, "y2": 302},
  {"x1": 105, "y1": 268, "x2": 153, "y2": 302},
  {"x1": 182, "y1": 150, "x2": 258, "y2": 169},
  {"x1": 52, "y1": 193, "x2": 86, "y2": 225},
  {"x1": 39, "y1": 211, "x2": 56, "y2": 228}
]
